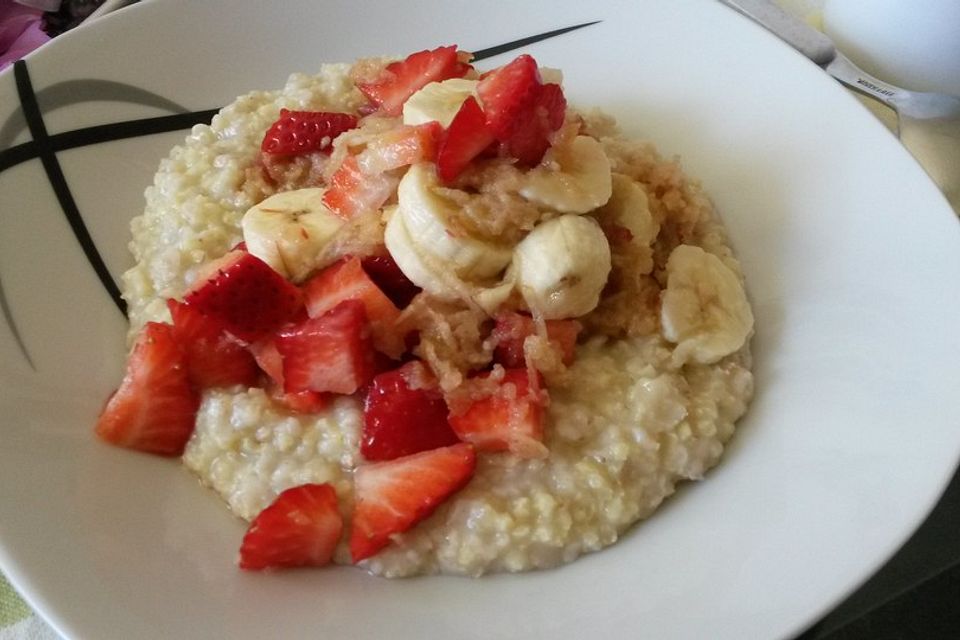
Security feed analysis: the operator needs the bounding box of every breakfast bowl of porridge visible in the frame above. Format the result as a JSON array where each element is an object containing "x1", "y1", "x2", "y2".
[{"x1": 1, "y1": 1, "x2": 958, "y2": 638}]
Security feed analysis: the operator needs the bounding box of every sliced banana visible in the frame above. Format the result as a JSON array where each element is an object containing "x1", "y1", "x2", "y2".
[
  {"x1": 512, "y1": 214, "x2": 611, "y2": 319},
  {"x1": 403, "y1": 78, "x2": 479, "y2": 128},
  {"x1": 241, "y1": 188, "x2": 344, "y2": 282},
  {"x1": 396, "y1": 163, "x2": 512, "y2": 280},
  {"x1": 593, "y1": 173, "x2": 658, "y2": 247},
  {"x1": 518, "y1": 135, "x2": 613, "y2": 214},
  {"x1": 660, "y1": 245, "x2": 754, "y2": 365}
]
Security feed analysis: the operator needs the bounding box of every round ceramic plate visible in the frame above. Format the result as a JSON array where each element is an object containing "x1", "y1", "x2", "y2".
[{"x1": 1, "y1": 1, "x2": 958, "y2": 638}]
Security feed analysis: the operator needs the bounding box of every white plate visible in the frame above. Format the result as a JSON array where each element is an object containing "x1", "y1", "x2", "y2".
[{"x1": 1, "y1": 1, "x2": 958, "y2": 638}]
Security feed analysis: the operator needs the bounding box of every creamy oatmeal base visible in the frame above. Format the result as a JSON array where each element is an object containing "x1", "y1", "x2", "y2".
[{"x1": 122, "y1": 63, "x2": 754, "y2": 577}]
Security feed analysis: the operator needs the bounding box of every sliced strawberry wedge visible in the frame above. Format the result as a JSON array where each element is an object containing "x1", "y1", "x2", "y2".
[
  {"x1": 322, "y1": 155, "x2": 398, "y2": 220},
  {"x1": 360, "y1": 251, "x2": 421, "y2": 309},
  {"x1": 183, "y1": 250, "x2": 303, "y2": 344},
  {"x1": 167, "y1": 299, "x2": 260, "y2": 388},
  {"x1": 275, "y1": 300, "x2": 376, "y2": 395},
  {"x1": 436, "y1": 95, "x2": 496, "y2": 183},
  {"x1": 95, "y1": 322, "x2": 200, "y2": 456},
  {"x1": 261, "y1": 110, "x2": 359, "y2": 156},
  {"x1": 362, "y1": 361, "x2": 460, "y2": 461},
  {"x1": 476, "y1": 54, "x2": 542, "y2": 139},
  {"x1": 500, "y1": 82, "x2": 567, "y2": 166},
  {"x1": 357, "y1": 45, "x2": 471, "y2": 116},
  {"x1": 239, "y1": 483, "x2": 343, "y2": 570},
  {"x1": 491, "y1": 312, "x2": 581, "y2": 368},
  {"x1": 302, "y1": 257, "x2": 404, "y2": 358},
  {"x1": 449, "y1": 369, "x2": 547, "y2": 459},
  {"x1": 356, "y1": 121, "x2": 443, "y2": 174},
  {"x1": 350, "y1": 443, "x2": 476, "y2": 562}
]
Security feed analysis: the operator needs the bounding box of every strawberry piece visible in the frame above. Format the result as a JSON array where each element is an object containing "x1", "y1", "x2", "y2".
[
  {"x1": 275, "y1": 300, "x2": 376, "y2": 395},
  {"x1": 184, "y1": 250, "x2": 303, "y2": 344},
  {"x1": 95, "y1": 322, "x2": 200, "y2": 456},
  {"x1": 357, "y1": 45, "x2": 471, "y2": 116},
  {"x1": 476, "y1": 54, "x2": 542, "y2": 139},
  {"x1": 350, "y1": 443, "x2": 476, "y2": 561},
  {"x1": 361, "y1": 361, "x2": 460, "y2": 461},
  {"x1": 248, "y1": 338, "x2": 285, "y2": 386},
  {"x1": 500, "y1": 82, "x2": 567, "y2": 166},
  {"x1": 260, "y1": 110, "x2": 358, "y2": 156},
  {"x1": 356, "y1": 121, "x2": 443, "y2": 174},
  {"x1": 167, "y1": 299, "x2": 259, "y2": 388},
  {"x1": 448, "y1": 369, "x2": 547, "y2": 459},
  {"x1": 239, "y1": 483, "x2": 343, "y2": 570},
  {"x1": 302, "y1": 257, "x2": 405, "y2": 358},
  {"x1": 274, "y1": 389, "x2": 332, "y2": 414},
  {"x1": 322, "y1": 155, "x2": 398, "y2": 220},
  {"x1": 361, "y1": 252, "x2": 421, "y2": 309},
  {"x1": 491, "y1": 312, "x2": 581, "y2": 368},
  {"x1": 436, "y1": 96, "x2": 496, "y2": 183}
]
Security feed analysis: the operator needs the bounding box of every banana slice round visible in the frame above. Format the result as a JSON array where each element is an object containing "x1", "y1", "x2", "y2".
[
  {"x1": 403, "y1": 78, "x2": 479, "y2": 128},
  {"x1": 241, "y1": 188, "x2": 344, "y2": 282},
  {"x1": 660, "y1": 245, "x2": 754, "y2": 364},
  {"x1": 594, "y1": 173, "x2": 658, "y2": 247},
  {"x1": 512, "y1": 214, "x2": 612, "y2": 319},
  {"x1": 518, "y1": 135, "x2": 613, "y2": 214},
  {"x1": 397, "y1": 163, "x2": 513, "y2": 280}
]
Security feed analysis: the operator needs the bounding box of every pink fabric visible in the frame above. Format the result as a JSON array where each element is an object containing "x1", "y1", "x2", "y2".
[{"x1": 0, "y1": 1, "x2": 50, "y2": 71}]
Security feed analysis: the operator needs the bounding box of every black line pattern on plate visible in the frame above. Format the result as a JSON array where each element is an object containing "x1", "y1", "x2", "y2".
[
  {"x1": 472, "y1": 20, "x2": 601, "y2": 61},
  {"x1": 14, "y1": 61, "x2": 128, "y2": 316},
  {"x1": 0, "y1": 21, "x2": 600, "y2": 369}
]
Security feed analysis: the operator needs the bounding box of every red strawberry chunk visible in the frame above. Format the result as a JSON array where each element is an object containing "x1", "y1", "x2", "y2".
[
  {"x1": 361, "y1": 251, "x2": 421, "y2": 309},
  {"x1": 302, "y1": 257, "x2": 405, "y2": 358},
  {"x1": 436, "y1": 95, "x2": 496, "y2": 183},
  {"x1": 261, "y1": 110, "x2": 358, "y2": 156},
  {"x1": 362, "y1": 361, "x2": 460, "y2": 461},
  {"x1": 350, "y1": 443, "x2": 476, "y2": 561},
  {"x1": 476, "y1": 54, "x2": 542, "y2": 139},
  {"x1": 239, "y1": 483, "x2": 343, "y2": 570},
  {"x1": 184, "y1": 250, "x2": 303, "y2": 344},
  {"x1": 275, "y1": 300, "x2": 376, "y2": 395},
  {"x1": 322, "y1": 155, "x2": 398, "y2": 220},
  {"x1": 357, "y1": 45, "x2": 471, "y2": 116},
  {"x1": 356, "y1": 121, "x2": 443, "y2": 174},
  {"x1": 500, "y1": 82, "x2": 567, "y2": 166},
  {"x1": 448, "y1": 369, "x2": 547, "y2": 459},
  {"x1": 273, "y1": 389, "x2": 332, "y2": 414},
  {"x1": 167, "y1": 299, "x2": 259, "y2": 388},
  {"x1": 95, "y1": 322, "x2": 200, "y2": 456},
  {"x1": 491, "y1": 312, "x2": 581, "y2": 368}
]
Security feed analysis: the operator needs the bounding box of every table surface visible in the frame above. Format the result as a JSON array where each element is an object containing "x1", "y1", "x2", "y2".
[{"x1": 1, "y1": 1, "x2": 957, "y2": 638}]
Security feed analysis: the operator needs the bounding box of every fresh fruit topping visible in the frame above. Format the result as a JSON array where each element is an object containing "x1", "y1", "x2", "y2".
[
  {"x1": 491, "y1": 312, "x2": 581, "y2": 368},
  {"x1": 273, "y1": 389, "x2": 332, "y2": 414},
  {"x1": 500, "y1": 82, "x2": 567, "y2": 166},
  {"x1": 183, "y1": 250, "x2": 304, "y2": 344},
  {"x1": 360, "y1": 252, "x2": 421, "y2": 308},
  {"x1": 449, "y1": 369, "x2": 547, "y2": 458},
  {"x1": 248, "y1": 338, "x2": 285, "y2": 386},
  {"x1": 357, "y1": 45, "x2": 471, "y2": 116},
  {"x1": 322, "y1": 155, "x2": 398, "y2": 220},
  {"x1": 275, "y1": 300, "x2": 376, "y2": 395},
  {"x1": 361, "y1": 361, "x2": 459, "y2": 461},
  {"x1": 239, "y1": 484, "x2": 343, "y2": 570},
  {"x1": 512, "y1": 214, "x2": 611, "y2": 320},
  {"x1": 241, "y1": 187, "x2": 344, "y2": 282},
  {"x1": 476, "y1": 54, "x2": 542, "y2": 138},
  {"x1": 436, "y1": 95, "x2": 496, "y2": 183},
  {"x1": 95, "y1": 322, "x2": 200, "y2": 456},
  {"x1": 350, "y1": 443, "x2": 476, "y2": 561},
  {"x1": 356, "y1": 121, "x2": 443, "y2": 174},
  {"x1": 166, "y1": 299, "x2": 260, "y2": 388},
  {"x1": 302, "y1": 257, "x2": 405, "y2": 358},
  {"x1": 403, "y1": 78, "x2": 479, "y2": 128},
  {"x1": 260, "y1": 110, "x2": 359, "y2": 156}
]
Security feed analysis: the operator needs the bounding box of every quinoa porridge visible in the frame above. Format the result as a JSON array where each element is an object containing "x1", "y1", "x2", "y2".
[{"x1": 100, "y1": 46, "x2": 754, "y2": 576}]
